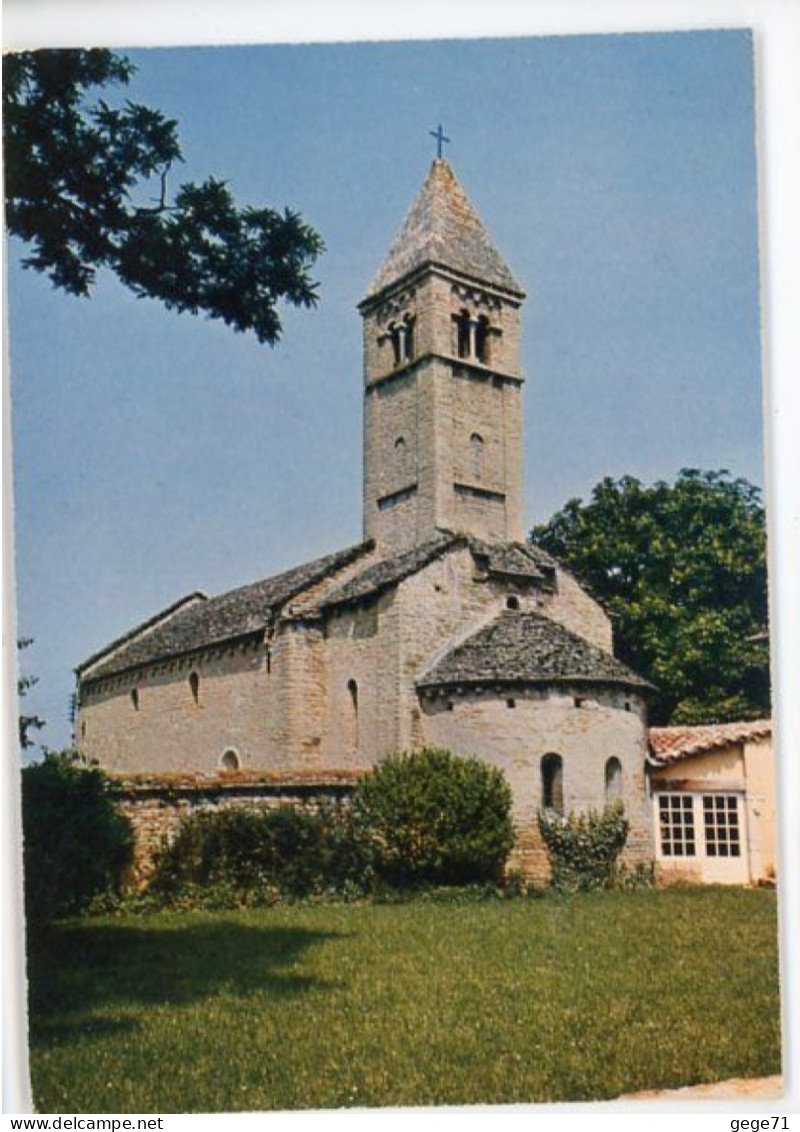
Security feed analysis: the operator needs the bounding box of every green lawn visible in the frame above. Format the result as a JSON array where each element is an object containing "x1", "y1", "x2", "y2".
[{"x1": 27, "y1": 888, "x2": 781, "y2": 1113}]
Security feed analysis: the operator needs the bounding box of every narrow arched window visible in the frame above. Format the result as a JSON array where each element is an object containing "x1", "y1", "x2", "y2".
[
  {"x1": 541, "y1": 753, "x2": 564, "y2": 814},
  {"x1": 506, "y1": 596, "x2": 519, "y2": 611},
  {"x1": 605, "y1": 757, "x2": 622, "y2": 803},
  {"x1": 456, "y1": 309, "x2": 471, "y2": 358},
  {"x1": 221, "y1": 749, "x2": 240, "y2": 771},
  {"x1": 189, "y1": 671, "x2": 200, "y2": 705},
  {"x1": 403, "y1": 314, "x2": 415, "y2": 360},
  {"x1": 470, "y1": 432, "x2": 485, "y2": 481},
  {"x1": 347, "y1": 679, "x2": 359, "y2": 749},
  {"x1": 475, "y1": 315, "x2": 490, "y2": 363},
  {"x1": 130, "y1": 688, "x2": 140, "y2": 711},
  {"x1": 388, "y1": 322, "x2": 402, "y2": 366}
]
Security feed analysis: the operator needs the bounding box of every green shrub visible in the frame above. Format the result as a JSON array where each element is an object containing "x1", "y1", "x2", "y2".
[
  {"x1": 352, "y1": 748, "x2": 515, "y2": 889},
  {"x1": 149, "y1": 803, "x2": 371, "y2": 906},
  {"x1": 21, "y1": 750, "x2": 134, "y2": 923},
  {"x1": 538, "y1": 801, "x2": 629, "y2": 893},
  {"x1": 610, "y1": 860, "x2": 655, "y2": 890}
]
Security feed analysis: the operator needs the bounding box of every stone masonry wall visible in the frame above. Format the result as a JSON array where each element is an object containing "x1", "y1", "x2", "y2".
[
  {"x1": 318, "y1": 592, "x2": 401, "y2": 772},
  {"x1": 77, "y1": 547, "x2": 383, "y2": 776},
  {"x1": 420, "y1": 687, "x2": 653, "y2": 876},
  {"x1": 80, "y1": 544, "x2": 618, "y2": 784},
  {"x1": 542, "y1": 565, "x2": 614, "y2": 652},
  {"x1": 109, "y1": 772, "x2": 359, "y2": 889},
  {"x1": 80, "y1": 642, "x2": 270, "y2": 776}
]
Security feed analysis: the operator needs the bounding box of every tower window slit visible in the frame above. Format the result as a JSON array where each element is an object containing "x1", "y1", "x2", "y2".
[
  {"x1": 395, "y1": 435, "x2": 408, "y2": 479},
  {"x1": 403, "y1": 314, "x2": 415, "y2": 360},
  {"x1": 388, "y1": 322, "x2": 402, "y2": 365},
  {"x1": 470, "y1": 432, "x2": 485, "y2": 481},
  {"x1": 347, "y1": 679, "x2": 359, "y2": 749},
  {"x1": 475, "y1": 315, "x2": 490, "y2": 363}
]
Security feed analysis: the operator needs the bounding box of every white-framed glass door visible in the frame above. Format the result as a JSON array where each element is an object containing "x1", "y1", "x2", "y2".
[{"x1": 655, "y1": 790, "x2": 749, "y2": 883}]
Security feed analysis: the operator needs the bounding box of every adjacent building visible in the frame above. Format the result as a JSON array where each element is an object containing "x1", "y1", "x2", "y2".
[{"x1": 650, "y1": 720, "x2": 775, "y2": 885}]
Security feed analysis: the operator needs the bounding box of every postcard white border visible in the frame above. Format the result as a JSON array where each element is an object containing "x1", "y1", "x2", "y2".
[{"x1": 3, "y1": 1, "x2": 798, "y2": 1123}]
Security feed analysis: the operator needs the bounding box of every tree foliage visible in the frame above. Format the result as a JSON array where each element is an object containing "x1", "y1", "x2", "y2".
[
  {"x1": 352, "y1": 748, "x2": 515, "y2": 888},
  {"x1": 530, "y1": 470, "x2": 769, "y2": 724},
  {"x1": 3, "y1": 48, "x2": 323, "y2": 344},
  {"x1": 21, "y1": 750, "x2": 134, "y2": 923},
  {"x1": 17, "y1": 637, "x2": 45, "y2": 750}
]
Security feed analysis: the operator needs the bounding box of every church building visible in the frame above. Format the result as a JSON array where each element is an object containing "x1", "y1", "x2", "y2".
[{"x1": 75, "y1": 158, "x2": 656, "y2": 874}]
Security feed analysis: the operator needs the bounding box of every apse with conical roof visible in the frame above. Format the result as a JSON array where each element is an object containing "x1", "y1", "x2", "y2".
[{"x1": 359, "y1": 158, "x2": 527, "y2": 554}]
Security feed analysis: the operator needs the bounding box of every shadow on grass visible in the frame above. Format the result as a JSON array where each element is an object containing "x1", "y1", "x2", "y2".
[{"x1": 27, "y1": 918, "x2": 343, "y2": 1046}]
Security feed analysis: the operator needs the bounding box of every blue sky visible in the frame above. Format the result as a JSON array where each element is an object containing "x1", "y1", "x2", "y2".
[{"x1": 7, "y1": 30, "x2": 765, "y2": 751}]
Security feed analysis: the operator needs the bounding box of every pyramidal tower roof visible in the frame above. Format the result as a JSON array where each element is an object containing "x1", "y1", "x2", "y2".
[{"x1": 364, "y1": 159, "x2": 524, "y2": 301}]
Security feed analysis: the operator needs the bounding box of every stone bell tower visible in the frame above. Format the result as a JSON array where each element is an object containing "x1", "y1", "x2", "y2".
[{"x1": 359, "y1": 157, "x2": 527, "y2": 555}]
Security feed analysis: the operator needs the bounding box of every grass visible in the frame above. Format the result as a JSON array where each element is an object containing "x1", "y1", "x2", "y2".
[{"x1": 26, "y1": 887, "x2": 781, "y2": 1113}]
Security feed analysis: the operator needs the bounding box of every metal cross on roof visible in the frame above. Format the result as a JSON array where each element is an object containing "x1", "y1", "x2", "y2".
[{"x1": 429, "y1": 124, "x2": 451, "y2": 159}]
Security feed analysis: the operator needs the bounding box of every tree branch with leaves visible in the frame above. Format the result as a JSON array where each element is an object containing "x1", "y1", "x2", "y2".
[
  {"x1": 17, "y1": 637, "x2": 45, "y2": 750},
  {"x1": 3, "y1": 48, "x2": 324, "y2": 344}
]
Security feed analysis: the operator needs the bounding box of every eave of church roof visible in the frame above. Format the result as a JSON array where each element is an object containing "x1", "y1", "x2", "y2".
[
  {"x1": 416, "y1": 610, "x2": 655, "y2": 693},
  {"x1": 305, "y1": 532, "x2": 555, "y2": 614},
  {"x1": 467, "y1": 537, "x2": 557, "y2": 585},
  {"x1": 308, "y1": 529, "x2": 464, "y2": 612},
  {"x1": 79, "y1": 540, "x2": 373, "y2": 682},
  {"x1": 76, "y1": 592, "x2": 208, "y2": 676},
  {"x1": 79, "y1": 532, "x2": 591, "y2": 685},
  {"x1": 364, "y1": 159, "x2": 524, "y2": 302}
]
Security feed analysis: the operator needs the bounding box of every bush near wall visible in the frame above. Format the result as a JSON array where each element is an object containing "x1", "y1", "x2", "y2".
[
  {"x1": 352, "y1": 748, "x2": 515, "y2": 889},
  {"x1": 538, "y1": 802, "x2": 629, "y2": 893},
  {"x1": 148, "y1": 803, "x2": 371, "y2": 905},
  {"x1": 146, "y1": 750, "x2": 515, "y2": 906},
  {"x1": 21, "y1": 750, "x2": 134, "y2": 923}
]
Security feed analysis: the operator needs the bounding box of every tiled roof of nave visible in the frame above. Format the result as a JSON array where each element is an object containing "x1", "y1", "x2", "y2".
[
  {"x1": 79, "y1": 541, "x2": 372, "y2": 681},
  {"x1": 302, "y1": 532, "x2": 556, "y2": 614},
  {"x1": 78, "y1": 533, "x2": 562, "y2": 683}
]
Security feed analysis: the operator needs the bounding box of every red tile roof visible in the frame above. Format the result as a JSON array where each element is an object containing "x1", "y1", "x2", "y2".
[{"x1": 649, "y1": 719, "x2": 771, "y2": 764}]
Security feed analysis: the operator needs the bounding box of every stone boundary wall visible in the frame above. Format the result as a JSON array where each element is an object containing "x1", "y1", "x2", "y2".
[
  {"x1": 109, "y1": 769, "x2": 647, "y2": 891},
  {"x1": 108, "y1": 771, "x2": 361, "y2": 889}
]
